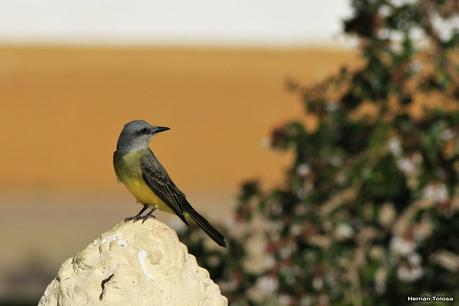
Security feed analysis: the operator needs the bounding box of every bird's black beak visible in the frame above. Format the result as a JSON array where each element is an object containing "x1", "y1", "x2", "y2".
[{"x1": 151, "y1": 126, "x2": 170, "y2": 134}]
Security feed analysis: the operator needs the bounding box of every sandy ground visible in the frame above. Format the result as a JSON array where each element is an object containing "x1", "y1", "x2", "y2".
[{"x1": 0, "y1": 46, "x2": 354, "y2": 300}]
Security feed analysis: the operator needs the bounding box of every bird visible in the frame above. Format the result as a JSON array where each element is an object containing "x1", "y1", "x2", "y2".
[{"x1": 113, "y1": 120, "x2": 226, "y2": 247}]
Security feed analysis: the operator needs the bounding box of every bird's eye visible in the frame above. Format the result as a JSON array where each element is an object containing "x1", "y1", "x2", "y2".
[{"x1": 138, "y1": 127, "x2": 149, "y2": 134}]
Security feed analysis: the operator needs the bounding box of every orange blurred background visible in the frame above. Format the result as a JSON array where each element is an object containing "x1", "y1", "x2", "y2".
[{"x1": 0, "y1": 47, "x2": 355, "y2": 193}]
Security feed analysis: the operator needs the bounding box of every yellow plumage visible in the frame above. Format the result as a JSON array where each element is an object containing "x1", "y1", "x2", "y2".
[{"x1": 114, "y1": 149, "x2": 173, "y2": 213}]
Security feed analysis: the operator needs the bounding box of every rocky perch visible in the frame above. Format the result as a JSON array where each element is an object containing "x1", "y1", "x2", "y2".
[{"x1": 38, "y1": 219, "x2": 227, "y2": 306}]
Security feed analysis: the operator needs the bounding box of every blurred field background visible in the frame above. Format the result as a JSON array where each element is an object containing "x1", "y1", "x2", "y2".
[{"x1": 0, "y1": 46, "x2": 354, "y2": 301}]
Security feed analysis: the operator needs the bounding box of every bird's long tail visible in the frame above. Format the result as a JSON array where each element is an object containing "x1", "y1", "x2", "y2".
[{"x1": 185, "y1": 206, "x2": 227, "y2": 248}]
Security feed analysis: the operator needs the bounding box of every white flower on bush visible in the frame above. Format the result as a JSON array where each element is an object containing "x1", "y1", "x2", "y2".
[
  {"x1": 370, "y1": 246, "x2": 385, "y2": 260},
  {"x1": 379, "y1": 203, "x2": 396, "y2": 227},
  {"x1": 207, "y1": 255, "x2": 220, "y2": 267},
  {"x1": 413, "y1": 216, "x2": 433, "y2": 242},
  {"x1": 325, "y1": 100, "x2": 338, "y2": 112},
  {"x1": 397, "y1": 158, "x2": 417, "y2": 176},
  {"x1": 388, "y1": 137, "x2": 402, "y2": 156},
  {"x1": 312, "y1": 277, "x2": 324, "y2": 290},
  {"x1": 330, "y1": 155, "x2": 342, "y2": 167},
  {"x1": 422, "y1": 183, "x2": 449, "y2": 203},
  {"x1": 392, "y1": 0, "x2": 418, "y2": 7},
  {"x1": 335, "y1": 223, "x2": 354, "y2": 240},
  {"x1": 441, "y1": 128, "x2": 454, "y2": 141},
  {"x1": 397, "y1": 264, "x2": 423, "y2": 282},
  {"x1": 278, "y1": 294, "x2": 292, "y2": 305},
  {"x1": 297, "y1": 163, "x2": 311, "y2": 177},
  {"x1": 390, "y1": 236, "x2": 416, "y2": 256},
  {"x1": 408, "y1": 253, "x2": 422, "y2": 266},
  {"x1": 280, "y1": 241, "x2": 297, "y2": 259},
  {"x1": 264, "y1": 255, "x2": 276, "y2": 270},
  {"x1": 255, "y1": 276, "x2": 278, "y2": 294},
  {"x1": 397, "y1": 254, "x2": 424, "y2": 283},
  {"x1": 290, "y1": 224, "x2": 302, "y2": 236}
]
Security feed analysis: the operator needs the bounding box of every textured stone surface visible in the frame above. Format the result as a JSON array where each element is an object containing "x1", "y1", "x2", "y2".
[{"x1": 38, "y1": 219, "x2": 227, "y2": 306}]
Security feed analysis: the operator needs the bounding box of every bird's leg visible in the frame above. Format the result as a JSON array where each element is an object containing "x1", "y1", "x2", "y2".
[
  {"x1": 140, "y1": 207, "x2": 157, "y2": 224},
  {"x1": 124, "y1": 204, "x2": 148, "y2": 222}
]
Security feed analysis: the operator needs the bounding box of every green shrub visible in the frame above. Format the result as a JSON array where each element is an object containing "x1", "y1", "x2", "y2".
[{"x1": 180, "y1": 1, "x2": 459, "y2": 305}]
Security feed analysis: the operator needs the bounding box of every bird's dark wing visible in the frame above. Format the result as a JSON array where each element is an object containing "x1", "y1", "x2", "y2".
[
  {"x1": 140, "y1": 149, "x2": 227, "y2": 247},
  {"x1": 140, "y1": 151, "x2": 189, "y2": 225}
]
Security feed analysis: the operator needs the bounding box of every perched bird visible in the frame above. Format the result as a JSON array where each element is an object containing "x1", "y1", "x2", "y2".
[{"x1": 113, "y1": 120, "x2": 226, "y2": 247}]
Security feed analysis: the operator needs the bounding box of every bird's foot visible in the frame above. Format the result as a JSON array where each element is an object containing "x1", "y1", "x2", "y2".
[
  {"x1": 138, "y1": 207, "x2": 157, "y2": 224},
  {"x1": 124, "y1": 204, "x2": 149, "y2": 223},
  {"x1": 124, "y1": 214, "x2": 150, "y2": 223},
  {"x1": 124, "y1": 215, "x2": 140, "y2": 222},
  {"x1": 124, "y1": 207, "x2": 156, "y2": 223},
  {"x1": 140, "y1": 214, "x2": 156, "y2": 224}
]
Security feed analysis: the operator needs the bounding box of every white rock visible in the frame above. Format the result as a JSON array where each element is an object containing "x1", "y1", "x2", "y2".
[{"x1": 38, "y1": 219, "x2": 227, "y2": 306}]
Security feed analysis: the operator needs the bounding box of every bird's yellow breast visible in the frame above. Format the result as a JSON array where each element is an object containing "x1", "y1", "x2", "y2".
[{"x1": 114, "y1": 150, "x2": 173, "y2": 213}]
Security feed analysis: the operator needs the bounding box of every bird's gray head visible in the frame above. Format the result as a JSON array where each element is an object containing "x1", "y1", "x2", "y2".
[{"x1": 116, "y1": 120, "x2": 170, "y2": 153}]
